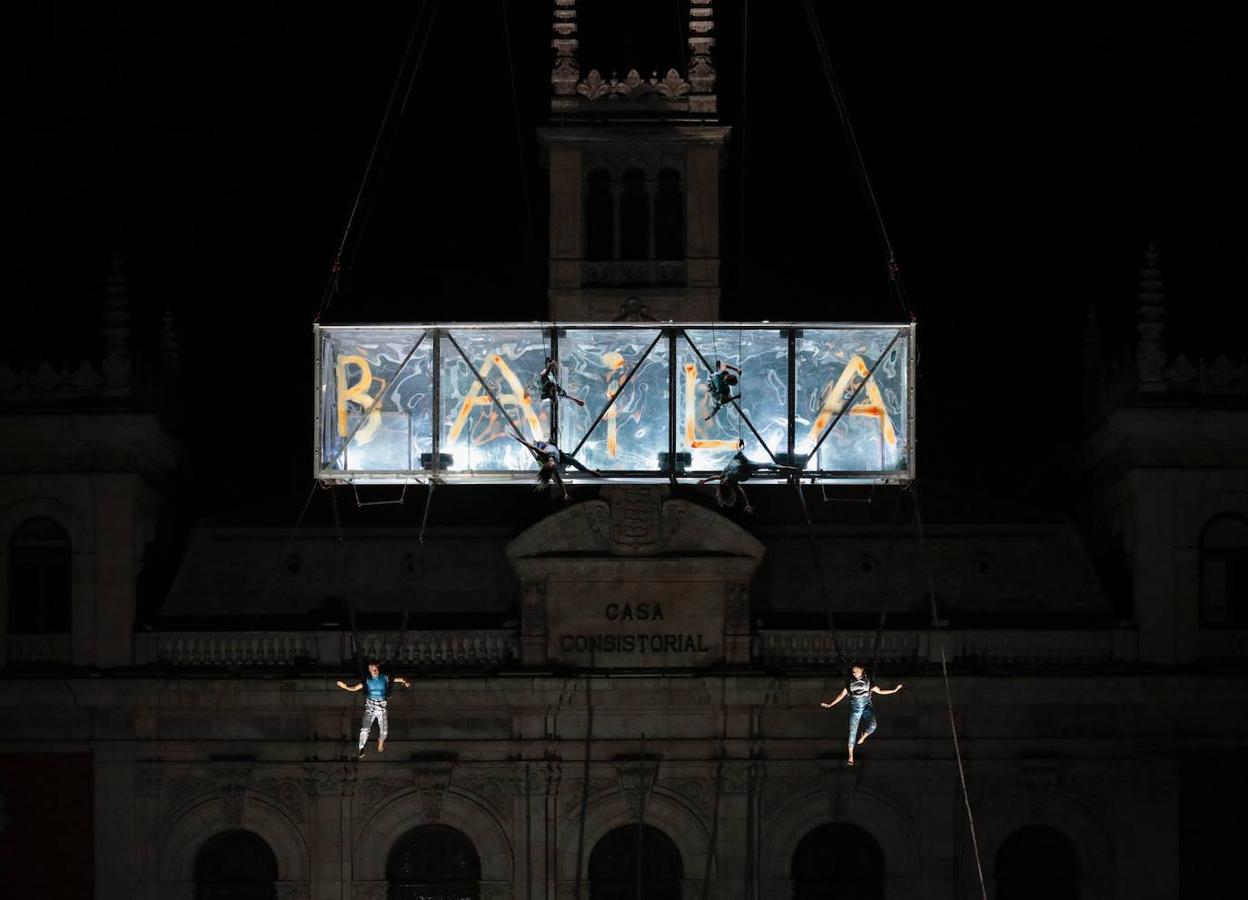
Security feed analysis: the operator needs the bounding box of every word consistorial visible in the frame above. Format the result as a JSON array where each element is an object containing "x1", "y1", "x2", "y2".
[{"x1": 315, "y1": 323, "x2": 914, "y2": 485}]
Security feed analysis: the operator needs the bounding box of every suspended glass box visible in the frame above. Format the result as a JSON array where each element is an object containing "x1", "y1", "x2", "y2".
[{"x1": 314, "y1": 323, "x2": 915, "y2": 484}]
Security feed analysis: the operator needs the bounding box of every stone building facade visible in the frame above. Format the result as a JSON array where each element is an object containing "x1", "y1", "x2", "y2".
[{"x1": 3, "y1": 4, "x2": 1247, "y2": 899}]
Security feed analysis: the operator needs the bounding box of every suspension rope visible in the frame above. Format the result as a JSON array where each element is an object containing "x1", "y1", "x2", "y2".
[
  {"x1": 739, "y1": 0, "x2": 750, "y2": 300},
  {"x1": 868, "y1": 485, "x2": 907, "y2": 676},
  {"x1": 799, "y1": 0, "x2": 914, "y2": 322},
  {"x1": 387, "y1": 482, "x2": 436, "y2": 665},
  {"x1": 500, "y1": 0, "x2": 537, "y2": 301},
  {"x1": 314, "y1": 0, "x2": 440, "y2": 323},
  {"x1": 912, "y1": 483, "x2": 989, "y2": 900},
  {"x1": 793, "y1": 483, "x2": 844, "y2": 667}
]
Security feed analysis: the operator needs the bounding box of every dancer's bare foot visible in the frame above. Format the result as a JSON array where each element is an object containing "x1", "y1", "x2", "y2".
[
  {"x1": 857, "y1": 732, "x2": 871, "y2": 746},
  {"x1": 377, "y1": 740, "x2": 385, "y2": 753}
]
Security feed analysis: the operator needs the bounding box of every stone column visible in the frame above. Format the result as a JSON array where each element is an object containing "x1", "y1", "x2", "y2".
[
  {"x1": 94, "y1": 742, "x2": 137, "y2": 900},
  {"x1": 305, "y1": 763, "x2": 355, "y2": 900},
  {"x1": 91, "y1": 474, "x2": 139, "y2": 666},
  {"x1": 520, "y1": 581, "x2": 548, "y2": 666}
]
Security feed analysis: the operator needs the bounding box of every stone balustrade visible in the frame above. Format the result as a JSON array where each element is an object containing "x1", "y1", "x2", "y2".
[
  {"x1": 2, "y1": 632, "x2": 73, "y2": 664},
  {"x1": 1198, "y1": 629, "x2": 1248, "y2": 662},
  {"x1": 756, "y1": 628, "x2": 1127, "y2": 667},
  {"x1": 133, "y1": 630, "x2": 519, "y2": 669},
  {"x1": 109, "y1": 626, "x2": 1248, "y2": 671},
  {"x1": 355, "y1": 630, "x2": 518, "y2": 668}
]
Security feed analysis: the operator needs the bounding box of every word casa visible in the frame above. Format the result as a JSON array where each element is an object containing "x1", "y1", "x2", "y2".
[{"x1": 604, "y1": 602, "x2": 664, "y2": 622}]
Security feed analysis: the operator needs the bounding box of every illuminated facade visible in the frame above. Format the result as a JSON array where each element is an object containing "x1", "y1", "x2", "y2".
[{"x1": 2, "y1": 5, "x2": 1247, "y2": 900}]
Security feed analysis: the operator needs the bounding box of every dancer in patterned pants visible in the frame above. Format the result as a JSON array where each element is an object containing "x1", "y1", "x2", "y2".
[{"x1": 820, "y1": 664, "x2": 904, "y2": 766}]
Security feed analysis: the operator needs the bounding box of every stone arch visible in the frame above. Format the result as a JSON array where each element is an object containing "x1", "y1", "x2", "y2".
[
  {"x1": 355, "y1": 788, "x2": 513, "y2": 884},
  {"x1": 1179, "y1": 490, "x2": 1248, "y2": 549},
  {"x1": 157, "y1": 795, "x2": 309, "y2": 884},
  {"x1": 972, "y1": 791, "x2": 1114, "y2": 900},
  {"x1": 556, "y1": 788, "x2": 713, "y2": 887},
  {"x1": 0, "y1": 496, "x2": 92, "y2": 551},
  {"x1": 761, "y1": 786, "x2": 921, "y2": 899},
  {"x1": 507, "y1": 496, "x2": 765, "y2": 561}
]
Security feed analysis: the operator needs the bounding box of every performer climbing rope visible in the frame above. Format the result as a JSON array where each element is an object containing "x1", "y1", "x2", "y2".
[
  {"x1": 512, "y1": 434, "x2": 603, "y2": 501},
  {"x1": 536, "y1": 356, "x2": 586, "y2": 408},
  {"x1": 337, "y1": 660, "x2": 410, "y2": 759},
  {"x1": 704, "y1": 359, "x2": 742, "y2": 421},
  {"x1": 819, "y1": 664, "x2": 903, "y2": 766},
  {"x1": 699, "y1": 446, "x2": 799, "y2": 513}
]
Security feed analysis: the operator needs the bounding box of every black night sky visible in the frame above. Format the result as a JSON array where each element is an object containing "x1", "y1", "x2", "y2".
[{"x1": 5, "y1": 1, "x2": 1245, "y2": 517}]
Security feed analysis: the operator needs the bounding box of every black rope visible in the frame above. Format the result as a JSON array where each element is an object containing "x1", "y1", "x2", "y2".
[
  {"x1": 868, "y1": 485, "x2": 907, "y2": 676},
  {"x1": 500, "y1": 0, "x2": 537, "y2": 301},
  {"x1": 911, "y1": 483, "x2": 988, "y2": 899},
  {"x1": 314, "y1": 0, "x2": 440, "y2": 323},
  {"x1": 793, "y1": 483, "x2": 844, "y2": 667},
  {"x1": 389, "y1": 484, "x2": 439, "y2": 669},
  {"x1": 799, "y1": 0, "x2": 914, "y2": 322}
]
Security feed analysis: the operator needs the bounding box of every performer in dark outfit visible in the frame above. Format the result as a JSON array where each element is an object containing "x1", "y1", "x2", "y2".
[
  {"x1": 704, "y1": 359, "x2": 742, "y2": 420},
  {"x1": 337, "y1": 661, "x2": 410, "y2": 758},
  {"x1": 512, "y1": 434, "x2": 603, "y2": 500},
  {"x1": 820, "y1": 664, "x2": 903, "y2": 766},
  {"x1": 698, "y1": 448, "x2": 800, "y2": 513},
  {"x1": 536, "y1": 357, "x2": 586, "y2": 407}
]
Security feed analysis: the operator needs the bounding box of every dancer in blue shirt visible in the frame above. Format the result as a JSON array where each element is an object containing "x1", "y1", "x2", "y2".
[{"x1": 337, "y1": 661, "x2": 410, "y2": 758}]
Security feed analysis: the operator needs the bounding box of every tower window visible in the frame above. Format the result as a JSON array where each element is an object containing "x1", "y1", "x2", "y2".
[
  {"x1": 1200, "y1": 514, "x2": 1248, "y2": 626},
  {"x1": 619, "y1": 169, "x2": 649, "y2": 260},
  {"x1": 654, "y1": 169, "x2": 684, "y2": 259},
  {"x1": 586, "y1": 169, "x2": 615, "y2": 261},
  {"x1": 7, "y1": 517, "x2": 72, "y2": 634}
]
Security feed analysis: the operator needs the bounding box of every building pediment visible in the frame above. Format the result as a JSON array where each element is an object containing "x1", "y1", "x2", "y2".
[{"x1": 506, "y1": 488, "x2": 764, "y2": 561}]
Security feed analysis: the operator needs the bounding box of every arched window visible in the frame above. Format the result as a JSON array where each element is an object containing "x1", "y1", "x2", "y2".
[
  {"x1": 387, "y1": 825, "x2": 481, "y2": 900},
  {"x1": 589, "y1": 824, "x2": 682, "y2": 900},
  {"x1": 585, "y1": 169, "x2": 615, "y2": 261},
  {"x1": 791, "y1": 823, "x2": 884, "y2": 900},
  {"x1": 654, "y1": 169, "x2": 684, "y2": 260},
  {"x1": 994, "y1": 825, "x2": 1079, "y2": 900},
  {"x1": 194, "y1": 829, "x2": 278, "y2": 900},
  {"x1": 1200, "y1": 514, "x2": 1248, "y2": 626},
  {"x1": 7, "y1": 517, "x2": 71, "y2": 634},
  {"x1": 619, "y1": 169, "x2": 649, "y2": 260}
]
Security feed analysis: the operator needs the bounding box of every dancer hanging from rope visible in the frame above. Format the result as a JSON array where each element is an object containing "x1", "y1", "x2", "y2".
[
  {"x1": 336, "y1": 660, "x2": 410, "y2": 759},
  {"x1": 511, "y1": 434, "x2": 603, "y2": 501},
  {"x1": 698, "y1": 444, "x2": 800, "y2": 513},
  {"x1": 820, "y1": 664, "x2": 903, "y2": 766},
  {"x1": 535, "y1": 356, "x2": 586, "y2": 408},
  {"x1": 704, "y1": 359, "x2": 742, "y2": 421}
]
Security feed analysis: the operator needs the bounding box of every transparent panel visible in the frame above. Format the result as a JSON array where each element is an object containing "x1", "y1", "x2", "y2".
[
  {"x1": 314, "y1": 324, "x2": 913, "y2": 484},
  {"x1": 439, "y1": 328, "x2": 550, "y2": 474},
  {"x1": 678, "y1": 329, "x2": 789, "y2": 471},
  {"x1": 794, "y1": 328, "x2": 908, "y2": 474},
  {"x1": 559, "y1": 328, "x2": 668, "y2": 472},
  {"x1": 319, "y1": 329, "x2": 433, "y2": 474}
]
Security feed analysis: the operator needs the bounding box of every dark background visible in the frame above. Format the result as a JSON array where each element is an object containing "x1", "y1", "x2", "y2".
[{"x1": 4, "y1": 1, "x2": 1245, "y2": 518}]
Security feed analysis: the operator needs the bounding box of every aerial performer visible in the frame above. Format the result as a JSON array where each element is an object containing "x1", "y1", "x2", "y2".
[
  {"x1": 819, "y1": 664, "x2": 903, "y2": 766},
  {"x1": 535, "y1": 356, "x2": 586, "y2": 408},
  {"x1": 337, "y1": 660, "x2": 410, "y2": 759},
  {"x1": 704, "y1": 359, "x2": 742, "y2": 420},
  {"x1": 512, "y1": 434, "x2": 603, "y2": 501},
  {"x1": 698, "y1": 446, "x2": 800, "y2": 513}
]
